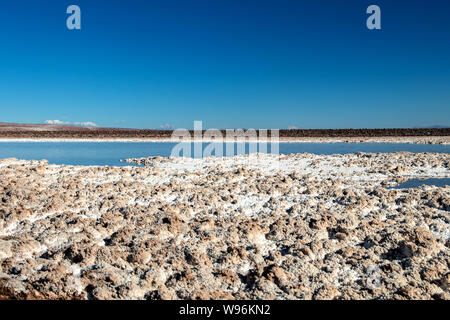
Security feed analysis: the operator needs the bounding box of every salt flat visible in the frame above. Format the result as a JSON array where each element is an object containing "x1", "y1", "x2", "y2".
[
  {"x1": 0, "y1": 136, "x2": 449, "y2": 144},
  {"x1": 0, "y1": 152, "x2": 449, "y2": 299}
]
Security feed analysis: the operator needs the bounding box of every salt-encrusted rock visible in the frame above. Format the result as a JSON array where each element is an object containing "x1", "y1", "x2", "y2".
[{"x1": 0, "y1": 152, "x2": 448, "y2": 300}]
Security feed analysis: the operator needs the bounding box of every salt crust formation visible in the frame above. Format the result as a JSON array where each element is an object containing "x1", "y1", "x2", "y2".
[
  {"x1": 0, "y1": 136, "x2": 449, "y2": 144},
  {"x1": 0, "y1": 152, "x2": 449, "y2": 299}
]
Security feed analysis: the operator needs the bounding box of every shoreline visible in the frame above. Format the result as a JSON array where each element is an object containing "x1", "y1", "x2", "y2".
[{"x1": 0, "y1": 136, "x2": 449, "y2": 144}]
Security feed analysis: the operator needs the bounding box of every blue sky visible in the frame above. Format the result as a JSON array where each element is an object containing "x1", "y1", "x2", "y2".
[{"x1": 0, "y1": 0, "x2": 449, "y2": 129}]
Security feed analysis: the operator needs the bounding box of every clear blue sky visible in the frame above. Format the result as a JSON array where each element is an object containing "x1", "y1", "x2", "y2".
[{"x1": 0, "y1": 0, "x2": 449, "y2": 129}]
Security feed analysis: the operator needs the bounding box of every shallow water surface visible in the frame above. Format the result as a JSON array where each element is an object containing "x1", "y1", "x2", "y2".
[
  {"x1": 389, "y1": 178, "x2": 450, "y2": 189},
  {"x1": 0, "y1": 142, "x2": 448, "y2": 166}
]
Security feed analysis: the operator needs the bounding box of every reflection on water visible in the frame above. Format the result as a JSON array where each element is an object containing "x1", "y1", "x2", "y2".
[
  {"x1": 389, "y1": 178, "x2": 450, "y2": 189},
  {"x1": 0, "y1": 142, "x2": 448, "y2": 166}
]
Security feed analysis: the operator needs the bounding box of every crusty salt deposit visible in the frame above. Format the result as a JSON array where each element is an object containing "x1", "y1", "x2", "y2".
[{"x1": 0, "y1": 152, "x2": 449, "y2": 299}]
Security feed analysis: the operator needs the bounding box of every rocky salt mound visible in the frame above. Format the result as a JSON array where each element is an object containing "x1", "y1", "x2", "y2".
[{"x1": 0, "y1": 152, "x2": 449, "y2": 300}]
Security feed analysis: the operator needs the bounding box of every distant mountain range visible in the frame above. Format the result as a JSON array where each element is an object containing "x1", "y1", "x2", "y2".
[
  {"x1": 1, "y1": 122, "x2": 448, "y2": 132},
  {"x1": 0, "y1": 122, "x2": 136, "y2": 132}
]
